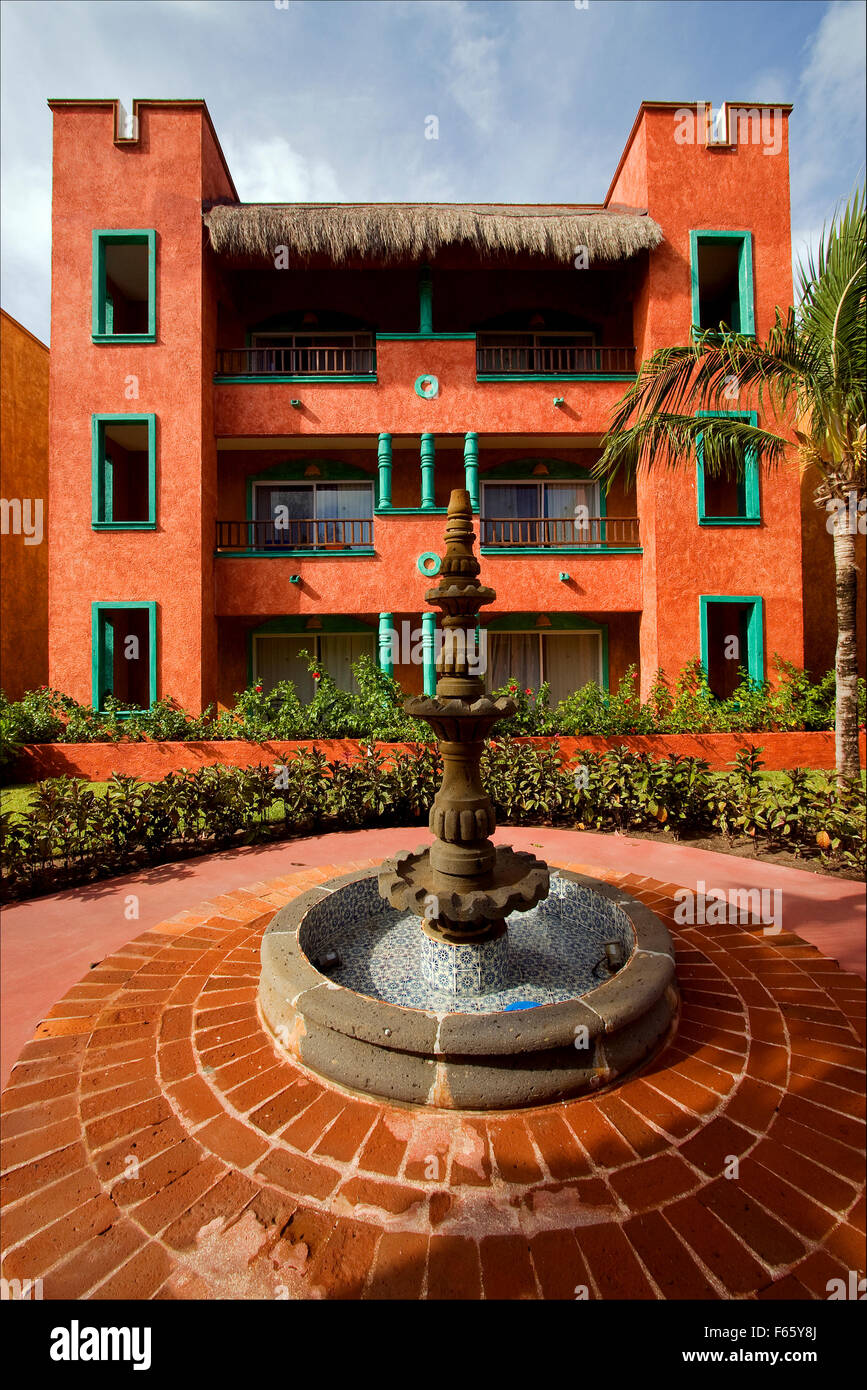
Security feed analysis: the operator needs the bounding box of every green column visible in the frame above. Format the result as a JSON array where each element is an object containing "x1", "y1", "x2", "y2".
[
  {"x1": 378, "y1": 612, "x2": 394, "y2": 676},
  {"x1": 463, "y1": 432, "x2": 479, "y2": 512},
  {"x1": 419, "y1": 264, "x2": 432, "y2": 335},
  {"x1": 422, "y1": 612, "x2": 436, "y2": 696},
  {"x1": 377, "y1": 432, "x2": 392, "y2": 509},
  {"x1": 420, "y1": 433, "x2": 436, "y2": 510}
]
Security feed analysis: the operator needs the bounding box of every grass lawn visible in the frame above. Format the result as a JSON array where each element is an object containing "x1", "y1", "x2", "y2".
[{"x1": 2, "y1": 782, "x2": 115, "y2": 814}]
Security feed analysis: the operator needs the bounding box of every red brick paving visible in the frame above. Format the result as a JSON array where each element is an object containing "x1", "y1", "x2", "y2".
[{"x1": 2, "y1": 856, "x2": 864, "y2": 1300}]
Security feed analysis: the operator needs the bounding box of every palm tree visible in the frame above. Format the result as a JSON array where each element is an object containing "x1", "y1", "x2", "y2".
[{"x1": 594, "y1": 187, "x2": 865, "y2": 782}]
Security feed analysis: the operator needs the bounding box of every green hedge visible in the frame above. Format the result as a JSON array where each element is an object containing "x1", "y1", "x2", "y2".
[
  {"x1": 1, "y1": 742, "x2": 863, "y2": 901},
  {"x1": 2, "y1": 657, "x2": 864, "y2": 764}
]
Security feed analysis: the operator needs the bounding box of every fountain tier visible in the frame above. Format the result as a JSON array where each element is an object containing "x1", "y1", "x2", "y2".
[
  {"x1": 259, "y1": 867, "x2": 678, "y2": 1109},
  {"x1": 258, "y1": 489, "x2": 680, "y2": 1108}
]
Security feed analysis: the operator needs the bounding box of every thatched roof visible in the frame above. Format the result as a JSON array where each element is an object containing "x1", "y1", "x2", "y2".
[{"x1": 203, "y1": 202, "x2": 663, "y2": 265}]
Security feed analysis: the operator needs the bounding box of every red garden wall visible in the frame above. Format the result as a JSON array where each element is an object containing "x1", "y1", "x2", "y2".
[{"x1": 12, "y1": 731, "x2": 864, "y2": 783}]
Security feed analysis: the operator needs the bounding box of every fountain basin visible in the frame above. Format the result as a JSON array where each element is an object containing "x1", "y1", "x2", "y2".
[{"x1": 259, "y1": 866, "x2": 679, "y2": 1109}]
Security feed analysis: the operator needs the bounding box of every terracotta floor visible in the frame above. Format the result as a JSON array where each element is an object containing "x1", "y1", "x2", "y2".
[
  {"x1": 3, "y1": 825, "x2": 864, "y2": 1088},
  {"x1": 1, "y1": 855, "x2": 864, "y2": 1301}
]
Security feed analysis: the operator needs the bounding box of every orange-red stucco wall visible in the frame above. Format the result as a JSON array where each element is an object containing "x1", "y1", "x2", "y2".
[
  {"x1": 1, "y1": 311, "x2": 49, "y2": 699},
  {"x1": 610, "y1": 104, "x2": 803, "y2": 691},
  {"x1": 47, "y1": 103, "x2": 233, "y2": 713},
  {"x1": 45, "y1": 99, "x2": 823, "y2": 717}
]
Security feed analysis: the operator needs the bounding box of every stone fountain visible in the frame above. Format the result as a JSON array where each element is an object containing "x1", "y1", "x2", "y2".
[
  {"x1": 379, "y1": 489, "x2": 549, "y2": 995},
  {"x1": 259, "y1": 490, "x2": 679, "y2": 1109}
]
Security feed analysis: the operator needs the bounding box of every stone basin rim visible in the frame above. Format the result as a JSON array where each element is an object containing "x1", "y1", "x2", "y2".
[{"x1": 259, "y1": 865, "x2": 676, "y2": 1060}]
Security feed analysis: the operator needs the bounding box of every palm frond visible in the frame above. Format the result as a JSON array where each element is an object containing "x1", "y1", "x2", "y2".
[
  {"x1": 593, "y1": 413, "x2": 787, "y2": 488},
  {"x1": 598, "y1": 183, "x2": 865, "y2": 490}
]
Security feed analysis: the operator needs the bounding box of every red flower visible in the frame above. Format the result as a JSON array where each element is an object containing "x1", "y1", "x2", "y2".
[
  {"x1": 312, "y1": 671, "x2": 321, "y2": 680},
  {"x1": 525, "y1": 688, "x2": 533, "y2": 696},
  {"x1": 255, "y1": 684, "x2": 263, "y2": 693},
  {"x1": 508, "y1": 683, "x2": 518, "y2": 692}
]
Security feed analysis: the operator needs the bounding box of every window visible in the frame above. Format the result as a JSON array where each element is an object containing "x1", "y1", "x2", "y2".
[
  {"x1": 92, "y1": 415, "x2": 156, "y2": 529},
  {"x1": 690, "y1": 231, "x2": 754, "y2": 336},
  {"x1": 92, "y1": 230, "x2": 156, "y2": 341},
  {"x1": 252, "y1": 631, "x2": 375, "y2": 699},
  {"x1": 700, "y1": 595, "x2": 764, "y2": 698},
  {"x1": 248, "y1": 331, "x2": 374, "y2": 375},
  {"x1": 696, "y1": 411, "x2": 760, "y2": 525},
  {"x1": 476, "y1": 330, "x2": 596, "y2": 373},
  {"x1": 487, "y1": 630, "x2": 603, "y2": 702},
  {"x1": 481, "y1": 480, "x2": 602, "y2": 546},
  {"x1": 252, "y1": 481, "x2": 374, "y2": 548},
  {"x1": 91, "y1": 602, "x2": 157, "y2": 712}
]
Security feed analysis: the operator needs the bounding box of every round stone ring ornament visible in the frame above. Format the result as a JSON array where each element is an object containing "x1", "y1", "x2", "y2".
[
  {"x1": 417, "y1": 551, "x2": 442, "y2": 577},
  {"x1": 414, "y1": 374, "x2": 439, "y2": 399}
]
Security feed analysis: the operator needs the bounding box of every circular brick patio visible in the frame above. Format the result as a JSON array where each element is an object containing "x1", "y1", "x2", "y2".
[{"x1": 1, "y1": 858, "x2": 864, "y2": 1300}]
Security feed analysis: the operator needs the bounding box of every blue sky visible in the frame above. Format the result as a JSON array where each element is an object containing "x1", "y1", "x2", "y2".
[{"x1": 1, "y1": 0, "x2": 864, "y2": 342}]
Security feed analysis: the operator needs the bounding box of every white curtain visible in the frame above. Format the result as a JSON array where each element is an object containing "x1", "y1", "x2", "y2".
[
  {"x1": 543, "y1": 633, "x2": 602, "y2": 703},
  {"x1": 254, "y1": 636, "x2": 315, "y2": 700},
  {"x1": 489, "y1": 634, "x2": 541, "y2": 691},
  {"x1": 318, "y1": 634, "x2": 375, "y2": 691},
  {"x1": 544, "y1": 482, "x2": 600, "y2": 543}
]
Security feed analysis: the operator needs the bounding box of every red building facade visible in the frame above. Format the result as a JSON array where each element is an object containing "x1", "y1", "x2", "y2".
[{"x1": 46, "y1": 98, "x2": 812, "y2": 714}]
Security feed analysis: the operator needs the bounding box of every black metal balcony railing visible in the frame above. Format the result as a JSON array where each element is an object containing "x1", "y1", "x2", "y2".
[
  {"x1": 480, "y1": 516, "x2": 640, "y2": 548},
  {"x1": 216, "y1": 519, "x2": 374, "y2": 551},
  {"x1": 476, "y1": 335, "x2": 635, "y2": 376},
  {"x1": 216, "y1": 338, "x2": 376, "y2": 377}
]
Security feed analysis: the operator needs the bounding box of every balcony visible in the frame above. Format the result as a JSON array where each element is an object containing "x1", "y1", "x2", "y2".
[
  {"x1": 476, "y1": 333, "x2": 635, "y2": 377},
  {"x1": 480, "y1": 516, "x2": 640, "y2": 550},
  {"x1": 215, "y1": 518, "x2": 374, "y2": 553},
  {"x1": 215, "y1": 334, "x2": 376, "y2": 379}
]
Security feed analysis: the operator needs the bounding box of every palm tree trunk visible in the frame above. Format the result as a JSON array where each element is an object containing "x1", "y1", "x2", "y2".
[{"x1": 833, "y1": 514, "x2": 861, "y2": 784}]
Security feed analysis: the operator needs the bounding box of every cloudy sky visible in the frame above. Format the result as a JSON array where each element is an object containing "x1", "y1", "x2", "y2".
[{"x1": 1, "y1": 0, "x2": 864, "y2": 343}]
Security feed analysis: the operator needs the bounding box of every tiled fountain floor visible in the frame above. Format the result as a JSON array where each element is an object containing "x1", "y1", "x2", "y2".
[{"x1": 1, "y1": 856, "x2": 864, "y2": 1301}]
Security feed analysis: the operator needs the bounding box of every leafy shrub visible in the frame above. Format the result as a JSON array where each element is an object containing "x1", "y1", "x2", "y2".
[
  {"x1": 0, "y1": 656, "x2": 863, "y2": 752},
  {"x1": 2, "y1": 740, "x2": 862, "y2": 902}
]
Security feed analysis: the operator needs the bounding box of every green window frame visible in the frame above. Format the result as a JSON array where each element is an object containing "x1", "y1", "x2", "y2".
[
  {"x1": 92, "y1": 230, "x2": 157, "y2": 342},
  {"x1": 91, "y1": 413, "x2": 157, "y2": 529},
  {"x1": 696, "y1": 410, "x2": 760, "y2": 525},
  {"x1": 699, "y1": 595, "x2": 764, "y2": 685},
  {"x1": 689, "y1": 230, "x2": 755, "y2": 337},
  {"x1": 91, "y1": 601, "x2": 158, "y2": 714}
]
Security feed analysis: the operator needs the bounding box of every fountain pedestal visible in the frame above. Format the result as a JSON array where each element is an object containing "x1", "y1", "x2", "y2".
[
  {"x1": 258, "y1": 488, "x2": 680, "y2": 1108},
  {"x1": 418, "y1": 926, "x2": 512, "y2": 995},
  {"x1": 378, "y1": 489, "x2": 548, "y2": 963}
]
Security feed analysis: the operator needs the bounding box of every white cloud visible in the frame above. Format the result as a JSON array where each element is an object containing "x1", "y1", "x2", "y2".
[
  {"x1": 220, "y1": 133, "x2": 342, "y2": 202},
  {"x1": 789, "y1": 0, "x2": 866, "y2": 290},
  {"x1": 799, "y1": 0, "x2": 867, "y2": 130},
  {"x1": 425, "y1": 0, "x2": 508, "y2": 139}
]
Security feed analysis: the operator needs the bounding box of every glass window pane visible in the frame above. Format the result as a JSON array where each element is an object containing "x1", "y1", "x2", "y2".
[
  {"x1": 484, "y1": 484, "x2": 538, "y2": 518},
  {"x1": 255, "y1": 486, "x2": 313, "y2": 521},
  {"x1": 316, "y1": 484, "x2": 373, "y2": 519}
]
